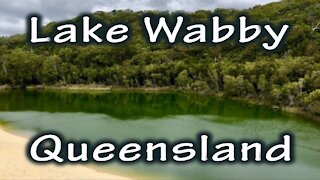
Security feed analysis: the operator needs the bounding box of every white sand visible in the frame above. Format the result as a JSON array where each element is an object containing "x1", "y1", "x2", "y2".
[{"x1": 0, "y1": 128, "x2": 129, "y2": 180}]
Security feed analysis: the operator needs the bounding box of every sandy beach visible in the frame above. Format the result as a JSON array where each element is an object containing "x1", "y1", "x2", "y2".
[{"x1": 0, "y1": 128, "x2": 129, "y2": 180}]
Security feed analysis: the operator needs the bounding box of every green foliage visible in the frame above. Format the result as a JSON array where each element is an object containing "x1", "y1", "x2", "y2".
[
  {"x1": 1, "y1": 48, "x2": 42, "y2": 86},
  {"x1": 176, "y1": 70, "x2": 191, "y2": 89},
  {"x1": 0, "y1": 0, "x2": 319, "y2": 114},
  {"x1": 191, "y1": 80, "x2": 209, "y2": 92},
  {"x1": 304, "y1": 90, "x2": 320, "y2": 114}
]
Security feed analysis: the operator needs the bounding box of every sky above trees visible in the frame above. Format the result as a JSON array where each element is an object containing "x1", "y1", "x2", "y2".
[{"x1": 0, "y1": 0, "x2": 278, "y2": 36}]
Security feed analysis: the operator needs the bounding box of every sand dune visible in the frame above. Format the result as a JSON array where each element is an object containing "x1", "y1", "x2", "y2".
[{"x1": 0, "y1": 128, "x2": 129, "y2": 180}]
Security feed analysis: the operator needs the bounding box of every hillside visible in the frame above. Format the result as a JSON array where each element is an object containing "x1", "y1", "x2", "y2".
[{"x1": 0, "y1": 0, "x2": 319, "y2": 115}]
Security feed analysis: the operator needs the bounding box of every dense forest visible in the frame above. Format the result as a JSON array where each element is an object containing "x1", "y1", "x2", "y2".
[{"x1": 0, "y1": 0, "x2": 319, "y2": 115}]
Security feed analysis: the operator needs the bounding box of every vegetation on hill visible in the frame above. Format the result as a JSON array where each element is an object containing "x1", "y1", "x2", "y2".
[{"x1": 0, "y1": 0, "x2": 319, "y2": 115}]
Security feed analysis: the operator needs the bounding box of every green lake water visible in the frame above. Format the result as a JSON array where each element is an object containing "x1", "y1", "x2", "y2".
[{"x1": 0, "y1": 90, "x2": 320, "y2": 179}]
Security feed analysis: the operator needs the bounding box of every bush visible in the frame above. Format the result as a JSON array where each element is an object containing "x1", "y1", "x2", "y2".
[
  {"x1": 176, "y1": 70, "x2": 191, "y2": 89},
  {"x1": 304, "y1": 90, "x2": 320, "y2": 114},
  {"x1": 191, "y1": 80, "x2": 209, "y2": 91}
]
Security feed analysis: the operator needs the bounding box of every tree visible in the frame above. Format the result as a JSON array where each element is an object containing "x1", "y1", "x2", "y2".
[
  {"x1": 41, "y1": 55, "x2": 61, "y2": 84},
  {"x1": 2, "y1": 49, "x2": 42, "y2": 87},
  {"x1": 176, "y1": 70, "x2": 191, "y2": 89}
]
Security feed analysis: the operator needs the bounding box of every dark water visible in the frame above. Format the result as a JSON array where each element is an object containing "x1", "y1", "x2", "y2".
[{"x1": 0, "y1": 90, "x2": 320, "y2": 179}]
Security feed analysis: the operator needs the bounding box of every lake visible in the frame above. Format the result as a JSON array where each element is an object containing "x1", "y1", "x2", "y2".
[{"x1": 0, "y1": 90, "x2": 319, "y2": 179}]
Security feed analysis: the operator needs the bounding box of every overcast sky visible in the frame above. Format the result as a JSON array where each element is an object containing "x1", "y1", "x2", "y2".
[{"x1": 0, "y1": 0, "x2": 279, "y2": 36}]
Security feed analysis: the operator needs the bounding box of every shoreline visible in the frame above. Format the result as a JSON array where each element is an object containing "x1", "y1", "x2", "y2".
[
  {"x1": 230, "y1": 96, "x2": 320, "y2": 123},
  {"x1": 0, "y1": 84, "x2": 319, "y2": 122},
  {"x1": 0, "y1": 126, "x2": 130, "y2": 180}
]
